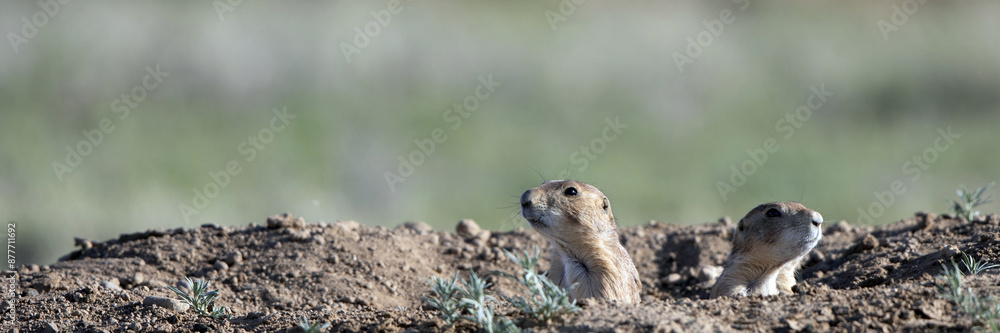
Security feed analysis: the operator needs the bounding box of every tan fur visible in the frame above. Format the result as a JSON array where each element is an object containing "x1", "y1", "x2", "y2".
[
  {"x1": 710, "y1": 202, "x2": 823, "y2": 298},
  {"x1": 520, "y1": 180, "x2": 641, "y2": 303}
]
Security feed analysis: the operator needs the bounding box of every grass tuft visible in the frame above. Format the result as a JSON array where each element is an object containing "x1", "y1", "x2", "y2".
[
  {"x1": 959, "y1": 251, "x2": 1000, "y2": 275},
  {"x1": 952, "y1": 182, "x2": 994, "y2": 221},
  {"x1": 166, "y1": 277, "x2": 230, "y2": 319},
  {"x1": 297, "y1": 316, "x2": 331, "y2": 333},
  {"x1": 937, "y1": 251, "x2": 1000, "y2": 332}
]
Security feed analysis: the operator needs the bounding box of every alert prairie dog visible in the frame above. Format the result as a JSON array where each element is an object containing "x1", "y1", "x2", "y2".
[
  {"x1": 520, "y1": 180, "x2": 641, "y2": 303},
  {"x1": 710, "y1": 202, "x2": 824, "y2": 298}
]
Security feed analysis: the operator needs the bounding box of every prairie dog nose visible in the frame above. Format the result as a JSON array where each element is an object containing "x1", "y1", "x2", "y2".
[
  {"x1": 810, "y1": 211, "x2": 824, "y2": 227},
  {"x1": 520, "y1": 190, "x2": 532, "y2": 208}
]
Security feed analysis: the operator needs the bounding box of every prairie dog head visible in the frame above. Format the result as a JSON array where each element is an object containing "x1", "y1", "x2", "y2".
[
  {"x1": 520, "y1": 180, "x2": 616, "y2": 245},
  {"x1": 731, "y1": 202, "x2": 824, "y2": 264}
]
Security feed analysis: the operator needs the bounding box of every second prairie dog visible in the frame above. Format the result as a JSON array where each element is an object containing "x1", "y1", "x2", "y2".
[
  {"x1": 520, "y1": 180, "x2": 641, "y2": 303},
  {"x1": 710, "y1": 202, "x2": 824, "y2": 298}
]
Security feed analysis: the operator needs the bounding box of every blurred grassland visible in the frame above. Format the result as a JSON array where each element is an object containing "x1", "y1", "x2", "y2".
[{"x1": 1, "y1": 1, "x2": 999, "y2": 265}]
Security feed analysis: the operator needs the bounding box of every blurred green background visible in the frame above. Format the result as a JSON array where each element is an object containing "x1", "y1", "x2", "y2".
[{"x1": 3, "y1": 1, "x2": 999, "y2": 265}]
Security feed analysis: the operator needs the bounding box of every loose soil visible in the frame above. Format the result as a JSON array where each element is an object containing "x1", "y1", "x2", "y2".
[{"x1": 7, "y1": 211, "x2": 1000, "y2": 332}]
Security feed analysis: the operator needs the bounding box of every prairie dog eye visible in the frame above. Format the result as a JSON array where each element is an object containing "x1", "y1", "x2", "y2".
[
  {"x1": 738, "y1": 221, "x2": 745, "y2": 232},
  {"x1": 765, "y1": 208, "x2": 781, "y2": 218},
  {"x1": 563, "y1": 187, "x2": 578, "y2": 196}
]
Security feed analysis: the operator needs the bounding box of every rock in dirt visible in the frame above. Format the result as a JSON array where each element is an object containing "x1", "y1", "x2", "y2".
[
  {"x1": 850, "y1": 234, "x2": 879, "y2": 253},
  {"x1": 697, "y1": 266, "x2": 723, "y2": 285},
  {"x1": 214, "y1": 261, "x2": 229, "y2": 271},
  {"x1": 267, "y1": 213, "x2": 306, "y2": 229},
  {"x1": 127, "y1": 272, "x2": 146, "y2": 286},
  {"x1": 99, "y1": 279, "x2": 122, "y2": 291},
  {"x1": 401, "y1": 221, "x2": 434, "y2": 235},
  {"x1": 143, "y1": 296, "x2": 190, "y2": 312},
  {"x1": 916, "y1": 211, "x2": 938, "y2": 229},
  {"x1": 456, "y1": 219, "x2": 481, "y2": 239},
  {"x1": 828, "y1": 221, "x2": 853, "y2": 234},
  {"x1": 939, "y1": 245, "x2": 960, "y2": 259},
  {"x1": 73, "y1": 237, "x2": 93, "y2": 249},
  {"x1": 40, "y1": 322, "x2": 59, "y2": 333},
  {"x1": 225, "y1": 251, "x2": 243, "y2": 266},
  {"x1": 662, "y1": 273, "x2": 683, "y2": 285},
  {"x1": 915, "y1": 300, "x2": 946, "y2": 320}
]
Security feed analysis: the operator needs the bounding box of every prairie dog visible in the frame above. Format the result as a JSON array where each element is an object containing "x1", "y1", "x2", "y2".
[
  {"x1": 710, "y1": 202, "x2": 824, "y2": 298},
  {"x1": 520, "y1": 180, "x2": 641, "y2": 303}
]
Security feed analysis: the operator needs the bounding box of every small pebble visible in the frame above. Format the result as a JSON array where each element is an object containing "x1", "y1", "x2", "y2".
[
  {"x1": 662, "y1": 273, "x2": 682, "y2": 284},
  {"x1": 939, "y1": 245, "x2": 960, "y2": 259},
  {"x1": 41, "y1": 322, "x2": 59, "y2": 333},
  {"x1": 142, "y1": 296, "x2": 190, "y2": 312},
  {"x1": 697, "y1": 266, "x2": 723, "y2": 285},
  {"x1": 402, "y1": 221, "x2": 434, "y2": 235},
  {"x1": 176, "y1": 279, "x2": 192, "y2": 290},
  {"x1": 456, "y1": 219, "x2": 481, "y2": 239},
  {"x1": 130, "y1": 273, "x2": 146, "y2": 286},
  {"x1": 73, "y1": 237, "x2": 93, "y2": 249},
  {"x1": 100, "y1": 280, "x2": 123, "y2": 291},
  {"x1": 214, "y1": 261, "x2": 229, "y2": 271},
  {"x1": 225, "y1": 251, "x2": 243, "y2": 266},
  {"x1": 859, "y1": 234, "x2": 879, "y2": 251}
]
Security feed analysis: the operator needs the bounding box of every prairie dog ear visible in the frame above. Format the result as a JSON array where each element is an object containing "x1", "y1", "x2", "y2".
[{"x1": 602, "y1": 196, "x2": 615, "y2": 222}]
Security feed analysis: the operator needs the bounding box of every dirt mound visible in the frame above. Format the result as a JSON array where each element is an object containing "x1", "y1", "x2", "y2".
[{"x1": 9, "y1": 212, "x2": 1000, "y2": 332}]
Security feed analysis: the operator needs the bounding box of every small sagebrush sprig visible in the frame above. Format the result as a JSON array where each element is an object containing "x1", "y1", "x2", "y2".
[
  {"x1": 425, "y1": 271, "x2": 520, "y2": 333},
  {"x1": 426, "y1": 273, "x2": 463, "y2": 326},
  {"x1": 166, "y1": 277, "x2": 230, "y2": 318},
  {"x1": 297, "y1": 316, "x2": 331, "y2": 333},
  {"x1": 458, "y1": 271, "x2": 519, "y2": 333},
  {"x1": 937, "y1": 254, "x2": 1000, "y2": 332},
  {"x1": 500, "y1": 247, "x2": 581, "y2": 324},
  {"x1": 952, "y1": 182, "x2": 994, "y2": 221},
  {"x1": 959, "y1": 251, "x2": 1000, "y2": 275}
]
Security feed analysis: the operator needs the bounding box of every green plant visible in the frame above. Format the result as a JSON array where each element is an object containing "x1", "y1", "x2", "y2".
[
  {"x1": 952, "y1": 182, "x2": 994, "y2": 221},
  {"x1": 500, "y1": 247, "x2": 580, "y2": 324},
  {"x1": 425, "y1": 271, "x2": 519, "y2": 333},
  {"x1": 459, "y1": 271, "x2": 519, "y2": 333},
  {"x1": 297, "y1": 316, "x2": 330, "y2": 333},
  {"x1": 937, "y1": 254, "x2": 1000, "y2": 332},
  {"x1": 959, "y1": 251, "x2": 1000, "y2": 275},
  {"x1": 426, "y1": 273, "x2": 463, "y2": 326},
  {"x1": 166, "y1": 277, "x2": 230, "y2": 318}
]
